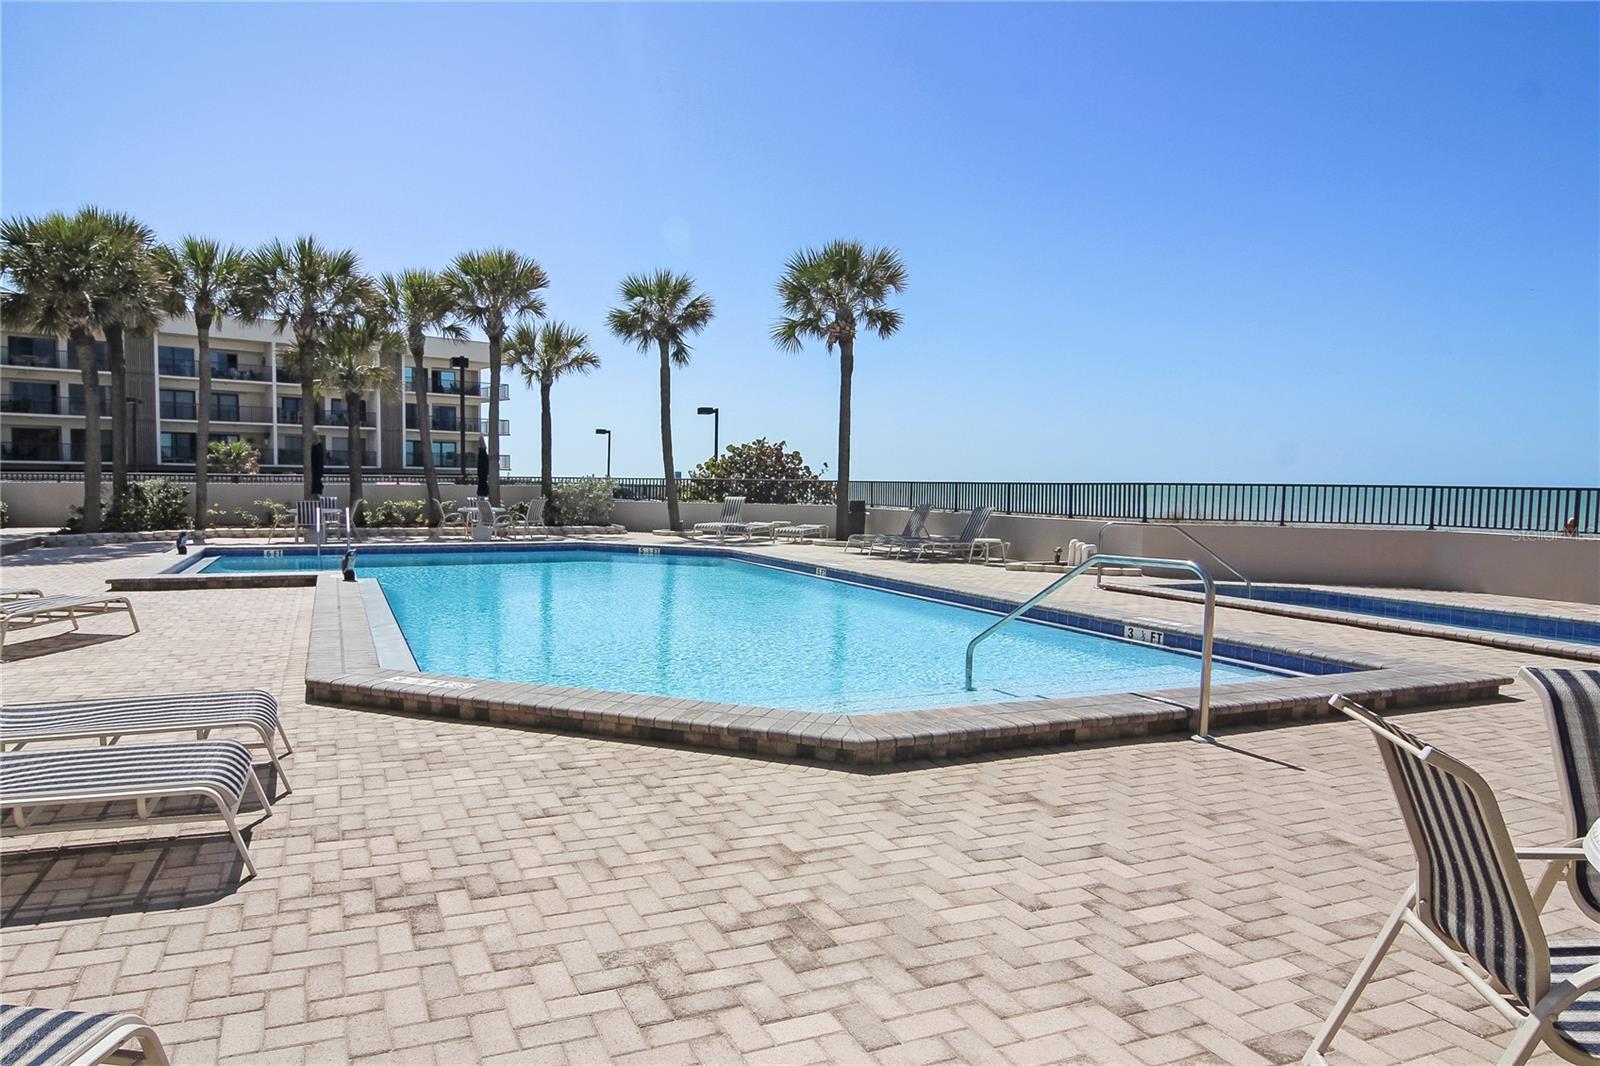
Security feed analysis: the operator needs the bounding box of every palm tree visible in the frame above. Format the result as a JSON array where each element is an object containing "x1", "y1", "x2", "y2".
[
  {"x1": 445, "y1": 249, "x2": 548, "y2": 505},
  {"x1": 236, "y1": 237, "x2": 372, "y2": 500},
  {"x1": 160, "y1": 236, "x2": 246, "y2": 532},
  {"x1": 773, "y1": 241, "x2": 907, "y2": 539},
  {"x1": 0, "y1": 210, "x2": 128, "y2": 531},
  {"x1": 323, "y1": 317, "x2": 396, "y2": 519},
  {"x1": 607, "y1": 271, "x2": 714, "y2": 532},
  {"x1": 504, "y1": 321, "x2": 600, "y2": 525},
  {"x1": 379, "y1": 270, "x2": 463, "y2": 527},
  {"x1": 87, "y1": 209, "x2": 173, "y2": 522}
]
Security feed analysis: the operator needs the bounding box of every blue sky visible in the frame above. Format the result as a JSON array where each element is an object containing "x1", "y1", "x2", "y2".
[{"x1": 3, "y1": 2, "x2": 1596, "y2": 484}]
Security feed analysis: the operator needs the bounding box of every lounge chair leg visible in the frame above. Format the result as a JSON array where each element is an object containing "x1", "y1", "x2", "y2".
[
  {"x1": 278, "y1": 721, "x2": 295, "y2": 756},
  {"x1": 246, "y1": 767, "x2": 274, "y2": 818},
  {"x1": 263, "y1": 742, "x2": 293, "y2": 795},
  {"x1": 220, "y1": 802, "x2": 258, "y2": 878},
  {"x1": 1303, "y1": 884, "x2": 1415, "y2": 1064},
  {"x1": 136, "y1": 1027, "x2": 172, "y2": 1066},
  {"x1": 126, "y1": 602, "x2": 140, "y2": 635}
]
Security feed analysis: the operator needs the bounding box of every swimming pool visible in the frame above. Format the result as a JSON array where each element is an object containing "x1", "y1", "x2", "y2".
[
  {"x1": 202, "y1": 548, "x2": 1279, "y2": 712},
  {"x1": 1168, "y1": 582, "x2": 1600, "y2": 647}
]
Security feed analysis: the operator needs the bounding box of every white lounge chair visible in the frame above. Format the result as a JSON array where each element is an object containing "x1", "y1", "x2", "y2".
[
  {"x1": 854, "y1": 504, "x2": 931, "y2": 555},
  {"x1": 1304, "y1": 696, "x2": 1598, "y2": 1065},
  {"x1": 1, "y1": 587, "x2": 43, "y2": 602},
  {"x1": 772, "y1": 523, "x2": 828, "y2": 543},
  {"x1": 1520, "y1": 667, "x2": 1600, "y2": 924},
  {"x1": 0, "y1": 739, "x2": 273, "y2": 877},
  {"x1": 1, "y1": 595, "x2": 139, "y2": 648},
  {"x1": 693, "y1": 497, "x2": 751, "y2": 542},
  {"x1": 0, "y1": 1003, "x2": 170, "y2": 1066},
  {"x1": 1, "y1": 689, "x2": 294, "y2": 794}
]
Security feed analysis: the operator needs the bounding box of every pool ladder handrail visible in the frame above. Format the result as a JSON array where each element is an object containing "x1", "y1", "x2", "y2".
[
  {"x1": 1093, "y1": 521, "x2": 1250, "y2": 593},
  {"x1": 963, "y1": 554, "x2": 1221, "y2": 743}
]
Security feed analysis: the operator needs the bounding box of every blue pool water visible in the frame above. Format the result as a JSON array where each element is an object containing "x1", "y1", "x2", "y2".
[
  {"x1": 202, "y1": 549, "x2": 1277, "y2": 711},
  {"x1": 1172, "y1": 583, "x2": 1600, "y2": 647}
]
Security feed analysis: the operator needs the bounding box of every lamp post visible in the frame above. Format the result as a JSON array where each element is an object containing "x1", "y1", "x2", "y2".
[
  {"x1": 696, "y1": 406, "x2": 719, "y2": 461},
  {"x1": 449, "y1": 355, "x2": 470, "y2": 483},
  {"x1": 125, "y1": 397, "x2": 140, "y2": 472},
  {"x1": 594, "y1": 428, "x2": 611, "y2": 478}
]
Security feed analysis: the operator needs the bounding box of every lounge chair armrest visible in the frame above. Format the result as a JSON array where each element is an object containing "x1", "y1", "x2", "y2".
[{"x1": 1515, "y1": 845, "x2": 1585, "y2": 861}]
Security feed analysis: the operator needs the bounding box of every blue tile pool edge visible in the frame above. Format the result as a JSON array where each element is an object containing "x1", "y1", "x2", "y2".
[
  {"x1": 297, "y1": 560, "x2": 1513, "y2": 765},
  {"x1": 176, "y1": 540, "x2": 1375, "y2": 678},
  {"x1": 1108, "y1": 581, "x2": 1600, "y2": 664}
]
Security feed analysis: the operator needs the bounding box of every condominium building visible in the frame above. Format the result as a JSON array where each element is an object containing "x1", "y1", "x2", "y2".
[{"x1": 0, "y1": 315, "x2": 509, "y2": 475}]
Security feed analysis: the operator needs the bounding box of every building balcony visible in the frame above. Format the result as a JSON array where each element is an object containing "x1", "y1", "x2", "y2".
[
  {"x1": 275, "y1": 408, "x2": 375, "y2": 428},
  {"x1": 405, "y1": 413, "x2": 510, "y2": 436},
  {"x1": 1, "y1": 440, "x2": 65, "y2": 462},
  {"x1": 0, "y1": 397, "x2": 111, "y2": 416},
  {"x1": 402, "y1": 375, "x2": 509, "y2": 400},
  {"x1": 159, "y1": 401, "x2": 275, "y2": 423},
  {"x1": 157, "y1": 354, "x2": 271, "y2": 381},
  {"x1": 1, "y1": 346, "x2": 108, "y2": 372}
]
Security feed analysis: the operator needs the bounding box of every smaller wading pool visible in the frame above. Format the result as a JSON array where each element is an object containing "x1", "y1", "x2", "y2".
[{"x1": 1165, "y1": 582, "x2": 1600, "y2": 647}]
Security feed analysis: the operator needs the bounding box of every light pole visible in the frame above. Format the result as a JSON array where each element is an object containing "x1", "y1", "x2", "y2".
[
  {"x1": 449, "y1": 355, "x2": 470, "y2": 483},
  {"x1": 125, "y1": 398, "x2": 140, "y2": 472},
  {"x1": 696, "y1": 406, "x2": 719, "y2": 461},
  {"x1": 594, "y1": 428, "x2": 611, "y2": 478}
]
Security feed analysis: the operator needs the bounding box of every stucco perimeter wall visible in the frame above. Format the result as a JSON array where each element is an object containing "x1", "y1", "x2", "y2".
[{"x1": 863, "y1": 506, "x2": 1597, "y2": 604}]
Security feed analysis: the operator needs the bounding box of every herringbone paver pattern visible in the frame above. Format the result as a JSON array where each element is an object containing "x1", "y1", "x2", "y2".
[{"x1": 0, "y1": 539, "x2": 1593, "y2": 1064}]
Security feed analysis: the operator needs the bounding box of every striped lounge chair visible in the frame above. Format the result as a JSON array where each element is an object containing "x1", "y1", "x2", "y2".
[
  {"x1": 1522, "y1": 667, "x2": 1600, "y2": 924},
  {"x1": 906, "y1": 507, "x2": 995, "y2": 562},
  {"x1": 692, "y1": 497, "x2": 750, "y2": 542},
  {"x1": 1304, "y1": 695, "x2": 1600, "y2": 1065},
  {"x1": 852, "y1": 504, "x2": 931, "y2": 555},
  {"x1": 0, "y1": 1003, "x2": 169, "y2": 1066},
  {"x1": 1, "y1": 587, "x2": 43, "y2": 602},
  {"x1": 1, "y1": 689, "x2": 293, "y2": 794},
  {"x1": 0, "y1": 740, "x2": 274, "y2": 877},
  {"x1": 1, "y1": 595, "x2": 139, "y2": 649}
]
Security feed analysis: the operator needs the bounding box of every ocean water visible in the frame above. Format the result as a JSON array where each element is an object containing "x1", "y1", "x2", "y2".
[{"x1": 204, "y1": 549, "x2": 1277, "y2": 712}]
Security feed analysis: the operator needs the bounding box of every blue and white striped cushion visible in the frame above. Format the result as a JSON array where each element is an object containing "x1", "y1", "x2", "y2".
[
  {"x1": 1380, "y1": 718, "x2": 1538, "y2": 1009},
  {"x1": 1523, "y1": 667, "x2": 1600, "y2": 916},
  {"x1": 1550, "y1": 941, "x2": 1600, "y2": 1055},
  {"x1": 1, "y1": 689, "x2": 278, "y2": 746},
  {"x1": 0, "y1": 597, "x2": 119, "y2": 619},
  {"x1": 0, "y1": 1003, "x2": 127, "y2": 1066},
  {"x1": 0, "y1": 740, "x2": 255, "y2": 806}
]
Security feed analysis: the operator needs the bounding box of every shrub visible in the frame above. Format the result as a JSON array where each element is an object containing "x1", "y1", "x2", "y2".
[
  {"x1": 208, "y1": 440, "x2": 260, "y2": 475},
  {"x1": 0, "y1": 499, "x2": 8, "y2": 528},
  {"x1": 82, "y1": 479, "x2": 194, "y2": 533},
  {"x1": 682, "y1": 439, "x2": 833, "y2": 504},
  {"x1": 255, "y1": 499, "x2": 292, "y2": 529},
  {"x1": 367, "y1": 499, "x2": 429, "y2": 527},
  {"x1": 551, "y1": 478, "x2": 616, "y2": 525},
  {"x1": 207, "y1": 504, "x2": 261, "y2": 528}
]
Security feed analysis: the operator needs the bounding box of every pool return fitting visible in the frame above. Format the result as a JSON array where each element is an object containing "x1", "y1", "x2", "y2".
[{"x1": 963, "y1": 555, "x2": 1220, "y2": 743}]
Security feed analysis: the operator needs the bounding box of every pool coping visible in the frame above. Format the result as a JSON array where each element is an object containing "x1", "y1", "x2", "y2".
[
  {"x1": 298, "y1": 545, "x2": 1511, "y2": 765},
  {"x1": 1104, "y1": 580, "x2": 1600, "y2": 664}
]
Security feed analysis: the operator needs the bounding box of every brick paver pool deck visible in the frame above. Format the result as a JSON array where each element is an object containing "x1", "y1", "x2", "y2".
[{"x1": 1, "y1": 535, "x2": 1594, "y2": 1064}]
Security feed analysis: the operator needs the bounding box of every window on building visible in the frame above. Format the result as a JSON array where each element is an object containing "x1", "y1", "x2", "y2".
[
  {"x1": 71, "y1": 429, "x2": 114, "y2": 462},
  {"x1": 159, "y1": 432, "x2": 197, "y2": 464},
  {"x1": 278, "y1": 396, "x2": 301, "y2": 424},
  {"x1": 5, "y1": 335, "x2": 60, "y2": 368},
  {"x1": 6, "y1": 381, "x2": 58, "y2": 413},
  {"x1": 68, "y1": 384, "x2": 111, "y2": 416},
  {"x1": 211, "y1": 393, "x2": 240, "y2": 421},
  {"x1": 158, "y1": 345, "x2": 196, "y2": 376},
  {"x1": 6, "y1": 427, "x2": 60, "y2": 460},
  {"x1": 406, "y1": 439, "x2": 463, "y2": 467},
  {"x1": 159, "y1": 388, "x2": 196, "y2": 420}
]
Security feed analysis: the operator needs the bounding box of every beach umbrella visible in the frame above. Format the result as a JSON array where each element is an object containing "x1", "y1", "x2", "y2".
[
  {"x1": 310, "y1": 441, "x2": 325, "y2": 497},
  {"x1": 476, "y1": 438, "x2": 490, "y2": 497}
]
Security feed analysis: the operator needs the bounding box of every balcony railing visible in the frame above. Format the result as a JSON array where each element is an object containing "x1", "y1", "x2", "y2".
[
  {"x1": 404, "y1": 377, "x2": 509, "y2": 400},
  {"x1": 1, "y1": 346, "x2": 107, "y2": 372},
  {"x1": 275, "y1": 408, "x2": 375, "y2": 427},
  {"x1": 160, "y1": 401, "x2": 275, "y2": 422},
  {"x1": 326, "y1": 451, "x2": 380, "y2": 468},
  {"x1": 1, "y1": 441, "x2": 65, "y2": 461},
  {"x1": 405, "y1": 413, "x2": 510, "y2": 436},
  {"x1": 0, "y1": 397, "x2": 111, "y2": 416}
]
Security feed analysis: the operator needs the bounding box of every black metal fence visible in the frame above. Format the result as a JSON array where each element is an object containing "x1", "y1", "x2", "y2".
[{"x1": 1, "y1": 471, "x2": 1595, "y2": 534}]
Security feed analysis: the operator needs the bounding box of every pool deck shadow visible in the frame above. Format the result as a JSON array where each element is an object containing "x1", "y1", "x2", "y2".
[{"x1": 303, "y1": 564, "x2": 1512, "y2": 767}]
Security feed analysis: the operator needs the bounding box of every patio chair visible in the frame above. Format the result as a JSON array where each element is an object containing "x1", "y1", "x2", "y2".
[
  {"x1": 1, "y1": 689, "x2": 294, "y2": 794},
  {"x1": 1521, "y1": 667, "x2": 1600, "y2": 924},
  {"x1": 692, "y1": 496, "x2": 750, "y2": 542},
  {"x1": 0, "y1": 739, "x2": 273, "y2": 877},
  {"x1": 1304, "y1": 694, "x2": 1598, "y2": 1065},
  {"x1": 1, "y1": 595, "x2": 139, "y2": 649},
  {"x1": 498, "y1": 498, "x2": 547, "y2": 539},
  {"x1": 291, "y1": 499, "x2": 320, "y2": 544},
  {"x1": 906, "y1": 507, "x2": 996, "y2": 562},
  {"x1": 851, "y1": 504, "x2": 930, "y2": 554},
  {"x1": 0, "y1": 1003, "x2": 170, "y2": 1066},
  {"x1": 0, "y1": 587, "x2": 43, "y2": 602},
  {"x1": 319, "y1": 495, "x2": 349, "y2": 540}
]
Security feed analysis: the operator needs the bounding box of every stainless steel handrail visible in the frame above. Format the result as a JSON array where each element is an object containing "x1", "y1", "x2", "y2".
[
  {"x1": 1094, "y1": 521, "x2": 1249, "y2": 591},
  {"x1": 963, "y1": 554, "x2": 1221, "y2": 742}
]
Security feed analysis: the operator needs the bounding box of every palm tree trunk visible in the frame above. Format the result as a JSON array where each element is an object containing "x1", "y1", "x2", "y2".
[
  {"x1": 835, "y1": 337, "x2": 854, "y2": 540},
  {"x1": 195, "y1": 318, "x2": 212, "y2": 531},
  {"x1": 346, "y1": 390, "x2": 364, "y2": 519},
  {"x1": 487, "y1": 332, "x2": 503, "y2": 505},
  {"x1": 540, "y1": 379, "x2": 554, "y2": 526},
  {"x1": 105, "y1": 324, "x2": 129, "y2": 521},
  {"x1": 72, "y1": 329, "x2": 102, "y2": 533},
  {"x1": 412, "y1": 342, "x2": 441, "y2": 527},
  {"x1": 658, "y1": 338, "x2": 680, "y2": 531}
]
